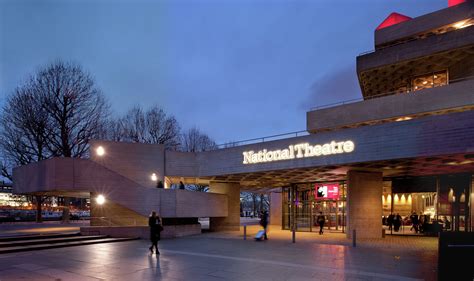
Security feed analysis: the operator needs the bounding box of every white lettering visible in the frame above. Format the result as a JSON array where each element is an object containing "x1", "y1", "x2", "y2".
[{"x1": 242, "y1": 140, "x2": 355, "y2": 164}]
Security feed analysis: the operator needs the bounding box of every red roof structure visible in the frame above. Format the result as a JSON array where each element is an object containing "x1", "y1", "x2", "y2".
[
  {"x1": 376, "y1": 12, "x2": 412, "y2": 30},
  {"x1": 448, "y1": 0, "x2": 466, "y2": 7}
]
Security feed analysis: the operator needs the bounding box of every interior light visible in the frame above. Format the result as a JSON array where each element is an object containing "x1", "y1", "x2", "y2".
[
  {"x1": 96, "y1": 146, "x2": 105, "y2": 156},
  {"x1": 422, "y1": 81, "x2": 428, "y2": 85},
  {"x1": 96, "y1": 194, "x2": 105, "y2": 205},
  {"x1": 434, "y1": 75, "x2": 438, "y2": 79},
  {"x1": 151, "y1": 173, "x2": 158, "y2": 181}
]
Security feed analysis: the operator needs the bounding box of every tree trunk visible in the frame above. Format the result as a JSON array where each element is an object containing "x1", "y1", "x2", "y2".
[{"x1": 61, "y1": 197, "x2": 70, "y2": 223}]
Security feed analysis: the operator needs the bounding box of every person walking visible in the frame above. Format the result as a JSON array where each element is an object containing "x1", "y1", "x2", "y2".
[
  {"x1": 148, "y1": 211, "x2": 163, "y2": 255},
  {"x1": 410, "y1": 212, "x2": 419, "y2": 233},
  {"x1": 393, "y1": 213, "x2": 402, "y2": 232},
  {"x1": 387, "y1": 213, "x2": 394, "y2": 231},
  {"x1": 259, "y1": 211, "x2": 268, "y2": 240},
  {"x1": 317, "y1": 212, "x2": 325, "y2": 235}
]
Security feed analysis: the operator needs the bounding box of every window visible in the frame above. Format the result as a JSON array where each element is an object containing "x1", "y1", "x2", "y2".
[{"x1": 411, "y1": 71, "x2": 448, "y2": 92}]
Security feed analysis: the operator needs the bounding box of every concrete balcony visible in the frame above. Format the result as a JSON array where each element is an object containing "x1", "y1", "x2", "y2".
[{"x1": 306, "y1": 78, "x2": 474, "y2": 133}]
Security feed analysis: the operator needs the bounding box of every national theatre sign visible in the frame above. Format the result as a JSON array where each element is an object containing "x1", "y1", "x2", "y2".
[{"x1": 242, "y1": 140, "x2": 355, "y2": 164}]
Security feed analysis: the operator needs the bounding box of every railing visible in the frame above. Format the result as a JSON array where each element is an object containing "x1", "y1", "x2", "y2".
[
  {"x1": 215, "y1": 130, "x2": 309, "y2": 150},
  {"x1": 309, "y1": 75, "x2": 474, "y2": 111}
]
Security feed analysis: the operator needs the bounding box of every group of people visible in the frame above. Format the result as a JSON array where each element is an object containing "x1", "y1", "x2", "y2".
[{"x1": 384, "y1": 213, "x2": 404, "y2": 232}]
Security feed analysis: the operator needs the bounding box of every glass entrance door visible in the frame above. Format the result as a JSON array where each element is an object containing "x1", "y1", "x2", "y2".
[{"x1": 313, "y1": 200, "x2": 345, "y2": 232}]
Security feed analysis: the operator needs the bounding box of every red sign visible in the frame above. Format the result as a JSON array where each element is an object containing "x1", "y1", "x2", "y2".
[{"x1": 315, "y1": 183, "x2": 340, "y2": 200}]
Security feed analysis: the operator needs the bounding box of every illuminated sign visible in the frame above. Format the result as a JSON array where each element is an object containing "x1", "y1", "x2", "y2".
[
  {"x1": 315, "y1": 183, "x2": 340, "y2": 200},
  {"x1": 242, "y1": 140, "x2": 354, "y2": 164}
]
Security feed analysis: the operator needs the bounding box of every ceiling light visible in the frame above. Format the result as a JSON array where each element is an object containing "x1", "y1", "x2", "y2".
[{"x1": 453, "y1": 20, "x2": 472, "y2": 29}]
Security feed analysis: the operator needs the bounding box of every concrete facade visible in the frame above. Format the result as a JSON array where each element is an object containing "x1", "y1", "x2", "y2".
[
  {"x1": 269, "y1": 192, "x2": 283, "y2": 226},
  {"x1": 209, "y1": 182, "x2": 241, "y2": 231},
  {"x1": 347, "y1": 171, "x2": 383, "y2": 239}
]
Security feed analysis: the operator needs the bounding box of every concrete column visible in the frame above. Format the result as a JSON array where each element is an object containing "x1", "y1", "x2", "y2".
[
  {"x1": 269, "y1": 192, "x2": 282, "y2": 226},
  {"x1": 347, "y1": 170, "x2": 383, "y2": 239},
  {"x1": 209, "y1": 182, "x2": 240, "y2": 231}
]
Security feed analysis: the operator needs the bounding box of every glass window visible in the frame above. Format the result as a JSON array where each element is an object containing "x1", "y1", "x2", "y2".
[{"x1": 411, "y1": 71, "x2": 448, "y2": 92}]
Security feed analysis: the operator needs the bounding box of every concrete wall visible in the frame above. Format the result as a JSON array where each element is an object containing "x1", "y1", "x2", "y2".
[
  {"x1": 269, "y1": 192, "x2": 282, "y2": 226},
  {"x1": 89, "y1": 140, "x2": 165, "y2": 188},
  {"x1": 307, "y1": 80, "x2": 474, "y2": 132},
  {"x1": 209, "y1": 182, "x2": 240, "y2": 231},
  {"x1": 347, "y1": 170, "x2": 383, "y2": 239},
  {"x1": 360, "y1": 26, "x2": 474, "y2": 73},
  {"x1": 13, "y1": 158, "x2": 228, "y2": 219},
  {"x1": 374, "y1": 2, "x2": 473, "y2": 47},
  {"x1": 166, "y1": 110, "x2": 474, "y2": 178}
]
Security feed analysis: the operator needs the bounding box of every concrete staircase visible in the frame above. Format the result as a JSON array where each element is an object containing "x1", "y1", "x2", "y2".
[{"x1": 0, "y1": 233, "x2": 138, "y2": 254}]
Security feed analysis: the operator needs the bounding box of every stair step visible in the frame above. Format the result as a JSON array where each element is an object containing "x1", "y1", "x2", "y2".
[
  {"x1": 0, "y1": 237, "x2": 139, "y2": 254},
  {"x1": 0, "y1": 235, "x2": 109, "y2": 248},
  {"x1": 0, "y1": 232, "x2": 80, "y2": 242}
]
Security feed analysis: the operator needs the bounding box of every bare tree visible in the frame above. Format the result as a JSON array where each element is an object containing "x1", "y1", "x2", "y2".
[
  {"x1": 108, "y1": 105, "x2": 181, "y2": 149},
  {"x1": 35, "y1": 61, "x2": 109, "y2": 157},
  {"x1": 180, "y1": 127, "x2": 217, "y2": 152},
  {"x1": 0, "y1": 60, "x2": 109, "y2": 178}
]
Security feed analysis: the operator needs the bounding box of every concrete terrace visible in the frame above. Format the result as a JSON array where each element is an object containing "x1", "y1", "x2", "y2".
[{"x1": 0, "y1": 226, "x2": 438, "y2": 281}]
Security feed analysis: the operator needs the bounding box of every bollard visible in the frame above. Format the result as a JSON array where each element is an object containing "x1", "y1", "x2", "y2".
[
  {"x1": 243, "y1": 224, "x2": 247, "y2": 240},
  {"x1": 352, "y1": 229, "x2": 356, "y2": 247},
  {"x1": 382, "y1": 228, "x2": 385, "y2": 238},
  {"x1": 292, "y1": 228, "x2": 296, "y2": 243}
]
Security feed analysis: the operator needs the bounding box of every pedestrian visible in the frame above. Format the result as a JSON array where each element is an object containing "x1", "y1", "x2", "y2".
[
  {"x1": 387, "y1": 213, "x2": 394, "y2": 231},
  {"x1": 393, "y1": 213, "x2": 402, "y2": 232},
  {"x1": 259, "y1": 211, "x2": 268, "y2": 240},
  {"x1": 179, "y1": 181, "x2": 185, "y2": 190},
  {"x1": 317, "y1": 212, "x2": 325, "y2": 235},
  {"x1": 410, "y1": 212, "x2": 419, "y2": 233},
  {"x1": 148, "y1": 211, "x2": 163, "y2": 255}
]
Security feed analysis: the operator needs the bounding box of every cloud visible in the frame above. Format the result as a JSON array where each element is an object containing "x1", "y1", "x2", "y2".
[{"x1": 302, "y1": 65, "x2": 362, "y2": 110}]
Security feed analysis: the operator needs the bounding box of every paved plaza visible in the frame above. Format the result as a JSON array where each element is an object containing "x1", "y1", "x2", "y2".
[{"x1": 0, "y1": 225, "x2": 438, "y2": 281}]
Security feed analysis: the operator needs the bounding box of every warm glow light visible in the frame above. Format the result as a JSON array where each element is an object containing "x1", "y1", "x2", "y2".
[
  {"x1": 460, "y1": 192, "x2": 466, "y2": 203},
  {"x1": 242, "y1": 140, "x2": 355, "y2": 164},
  {"x1": 395, "y1": 116, "x2": 412, "y2": 122},
  {"x1": 453, "y1": 20, "x2": 472, "y2": 29},
  {"x1": 401, "y1": 194, "x2": 406, "y2": 204},
  {"x1": 96, "y1": 194, "x2": 105, "y2": 205},
  {"x1": 394, "y1": 194, "x2": 399, "y2": 203},
  {"x1": 408, "y1": 194, "x2": 412, "y2": 204},
  {"x1": 151, "y1": 173, "x2": 158, "y2": 181},
  {"x1": 96, "y1": 146, "x2": 105, "y2": 156},
  {"x1": 387, "y1": 194, "x2": 392, "y2": 204}
]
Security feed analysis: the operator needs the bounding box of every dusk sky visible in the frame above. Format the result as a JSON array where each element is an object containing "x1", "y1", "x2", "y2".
[{"x1": 1, "y1": 0, "x2": 447, "y2": 144}]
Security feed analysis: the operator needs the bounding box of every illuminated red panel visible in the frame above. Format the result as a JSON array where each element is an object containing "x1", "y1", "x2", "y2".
[
  {"x1": 448, "y1": 0, "x2": 466, "y2": 7},
  {"x1": 376, "y1": 12, "x2": 412, "y2": 30}
]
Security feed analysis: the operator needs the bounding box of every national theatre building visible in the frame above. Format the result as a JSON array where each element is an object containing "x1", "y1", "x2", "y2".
[{"x1": 13, "y1": 0, "x2": 474, "y2": 239}]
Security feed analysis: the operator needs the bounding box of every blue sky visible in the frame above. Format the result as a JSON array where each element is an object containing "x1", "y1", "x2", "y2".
[{"x1": 0, "y1": 0, "x2": 446, "y2": 144}]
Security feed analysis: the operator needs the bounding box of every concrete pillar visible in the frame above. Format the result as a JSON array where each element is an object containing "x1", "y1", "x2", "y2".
[
  {"x1": 347, "y1": 170, "x2": 383, "y2": 239},
  {"x1": 269, "y1": 192, "x2": 282, "y2": 226},
  {"x1": 209, "y1": 182, "x2": 240, "y2": 231}
]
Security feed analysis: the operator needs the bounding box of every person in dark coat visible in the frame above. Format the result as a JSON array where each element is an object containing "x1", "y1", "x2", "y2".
[
  {"x1": 148, "y1": 211, "x2": 162, "y2": 255},
  {"x1": 387, "y1": 214, "x2": 394, "y2": 231},
  {"x1": 410, "y1": 212, "x2": 419, "y2": 233},
  {"x1": 179, "y1": 181, "x2": 185, "y2": 190},
  {"x1": 259, "y1": 211, "x2": 268, "y2": 240},
  {"x1": 317, "y1": 212, "x2": 325, "y2": 235},
  {"x1": 393, "y1": 213, "x2": 402, "y2": 232}
]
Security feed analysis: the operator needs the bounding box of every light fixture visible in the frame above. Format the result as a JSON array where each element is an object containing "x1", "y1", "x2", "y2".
[
  {"x1": 96, "y1": 146, "x2": 105, "y2": 156},
  {"x1": 460, "y1": 191, "x2": 466, "y2": 203},
  {"x1": 151, "y1": 173, "x2": 158, "y2": 181},
  {"x1": 422, "y1": 81, "x2": 428, "y2": 85},
  {"x1": 453, "y1": 20, "x2": 472, "y2": 29},
  {"x1": 96, "y1": 194, "x2": 105, "y2": 205},
  {"x1": 395, "y1": 116, "x2": 412, "y2": 122},
  {"x1": 434, "y1": 75, "x2": 438, "y2": 79}
]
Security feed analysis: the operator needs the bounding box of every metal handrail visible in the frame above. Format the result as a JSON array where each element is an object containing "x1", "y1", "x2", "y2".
[
  {"x1": 309, "y1": 75, "x2": 474, "y2": 111},
  {"x1": 215, "y1": 130, "x2": 309, "y2": 149}
]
